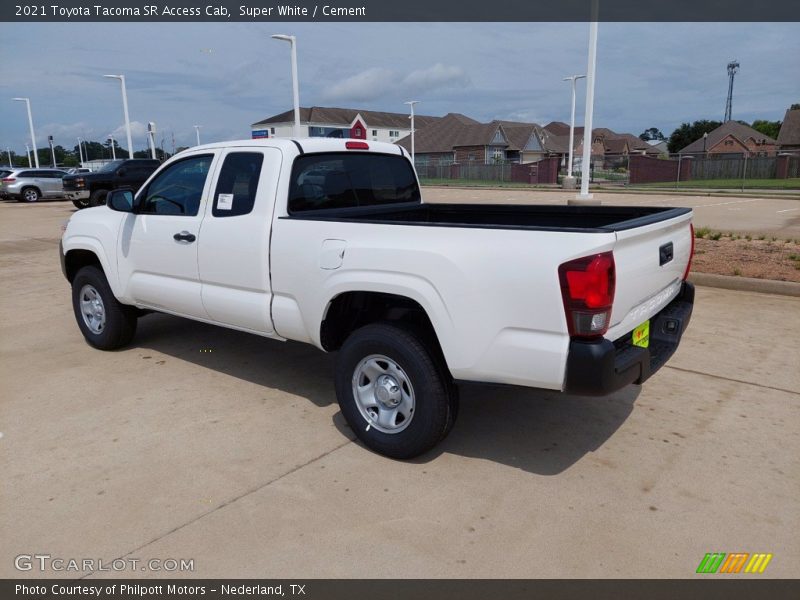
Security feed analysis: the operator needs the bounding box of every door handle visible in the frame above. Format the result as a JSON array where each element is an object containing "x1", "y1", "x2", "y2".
[{"x1": 173, "y1": 231, "x2": 196, "y2": 243}]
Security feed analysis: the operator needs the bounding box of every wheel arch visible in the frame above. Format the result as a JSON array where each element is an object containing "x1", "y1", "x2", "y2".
[
  {"x1": 320, "y1": 290, "x2": 451, "y2": 374},
  {"x1": 63, "y1": 239, "x2": 121, "y2": 297}
]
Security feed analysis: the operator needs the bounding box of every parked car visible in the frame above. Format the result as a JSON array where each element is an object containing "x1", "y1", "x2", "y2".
[
  {"x1": 60, "y1": 138, "x2": 695, "y2": 459},
  {"x1": 66, "y1": 167, "x2": 92, "y2": 175},
  {"x1": 0, "y1": 168, "x2": 69, "y2": 202},
  {"x1": 62, "y1": 158, "x2": 160, "y2": 209}
]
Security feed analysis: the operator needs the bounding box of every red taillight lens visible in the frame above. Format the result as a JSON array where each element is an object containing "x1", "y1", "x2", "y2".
[
  {"x1": 2, "y1": 177, "x2": 15, "y2": 182},
  {"x1": 558, "y1": 251, "x2": 616, "y2": 338},
  {"x1": 683, "y1": 223, "x2": 695, "y2": 281},
  {"x1": 345, "y1": 141, "x2": 369, "y2": 150}
]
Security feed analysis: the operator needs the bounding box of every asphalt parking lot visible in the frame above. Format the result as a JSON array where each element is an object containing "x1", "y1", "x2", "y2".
[{"x1": 1, "y1": 198, "x2": 798, "y2": 579}]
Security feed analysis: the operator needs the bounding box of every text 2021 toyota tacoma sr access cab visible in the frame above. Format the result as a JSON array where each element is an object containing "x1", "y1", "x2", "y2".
[{"x1": 60, "y1": 138, "x2": 694, "y2": 458}]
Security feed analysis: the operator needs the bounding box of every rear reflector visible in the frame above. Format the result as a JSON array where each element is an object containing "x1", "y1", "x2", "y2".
[
  {"x1": 558, "y1": 251, "x2": 616, "y2": 338},
  {"x1": 683, "y1": 223, "x2": 695, "y2": 281},
  {"x1": 345, "y1": 141, "x2": 369, "y2": 150}
]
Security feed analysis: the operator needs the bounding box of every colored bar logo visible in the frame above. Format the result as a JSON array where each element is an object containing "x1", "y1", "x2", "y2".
[{"x1": 696, "y1": 552, "x2": 773, "y2": 574}]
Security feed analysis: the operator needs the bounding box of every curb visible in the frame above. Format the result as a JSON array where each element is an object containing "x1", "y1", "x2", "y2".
[{"x1": 689, "y1": 272, "x2": 800, "y2": 297}]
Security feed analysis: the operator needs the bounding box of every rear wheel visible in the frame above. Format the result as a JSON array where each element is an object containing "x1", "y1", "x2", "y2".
[
  {"x1": 20, "y1": 187, "x2": 40, "y2": 202},
  {"x1": 335, "y1": 323, "x2": 457, "y2": 459},
  {"x1": 90, "y1": 188, "x2": 109, "y2": 207},
  {"x1": 71, "y1": 265, "x2": 137, "y2": 350}
]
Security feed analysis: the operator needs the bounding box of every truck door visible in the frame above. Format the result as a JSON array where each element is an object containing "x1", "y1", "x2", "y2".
[
  {"x1": 197, "y1": 147, "x2": 281, "y2": 335},
  {"x1": 117, "y1": 152, "x2": 216, "y2": 318}
]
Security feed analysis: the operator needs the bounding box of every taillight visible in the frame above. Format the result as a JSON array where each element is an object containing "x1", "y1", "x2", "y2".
[
  {"x1": 558, "y1": 251, "x2": 616, "y2": 338},
  {"x1": 345, "y1": 141, "x2": 369, "y2": 150},
  {"x1": 2, "y1": 177, "x2": 15, "y2": 182},
  {"x1": 683, "y1": 223, "x2": 695, "y2": 281}
]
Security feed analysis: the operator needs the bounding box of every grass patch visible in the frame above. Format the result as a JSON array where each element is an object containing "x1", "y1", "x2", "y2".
[{"x1": 637, "y1": 178, "x2": 800, "y2": 190}]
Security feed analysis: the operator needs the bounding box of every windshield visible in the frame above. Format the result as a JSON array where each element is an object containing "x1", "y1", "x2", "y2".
[{"x1": 98, "y1": 160, "x2": 124, "y2": 173}]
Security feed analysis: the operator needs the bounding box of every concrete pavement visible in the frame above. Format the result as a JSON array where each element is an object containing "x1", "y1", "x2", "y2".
[{"x1": 1, "y1": 200, "x2": 798, "y2": 579}]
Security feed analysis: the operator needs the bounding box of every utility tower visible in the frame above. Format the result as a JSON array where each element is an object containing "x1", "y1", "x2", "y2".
[{"x1": 724, "y1": 60, "x2": 739, "y2": 122}]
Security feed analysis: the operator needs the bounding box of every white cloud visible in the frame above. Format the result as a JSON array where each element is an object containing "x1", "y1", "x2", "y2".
[
  {"x1": 322, "y1": 63, "x2": 469, "y2": 104},
  {"x1": 323, "y1": 68, "x2": 396, "y2": 103},
  {"x1": 110, "y1": 121, "x2": 150, "y2": 146},
  {"x1": 402, "y1": 63, "x2": 470, "y2": 91}
]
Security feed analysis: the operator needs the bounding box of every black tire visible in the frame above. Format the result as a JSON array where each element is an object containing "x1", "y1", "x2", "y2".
[
  {"x1": 71, "y1": 265, "x2": 137, "y2": 350},
  {"x1": 19, "y1": 187, "x2": 40, "y2": 202},
  {"x1": 90, "y1": 188, "x2": 109, "y2": 207},
  {"x1": 335, "y1": 322, "x2": 457, "y2": 459},
  {"x1": 72, "y1": 196, "x2": 91, "y2": 209}
]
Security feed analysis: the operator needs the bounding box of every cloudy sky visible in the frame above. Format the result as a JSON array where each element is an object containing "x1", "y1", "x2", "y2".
[{"x1": 0, "y1": 21, "x2": 797, "y2": 154}]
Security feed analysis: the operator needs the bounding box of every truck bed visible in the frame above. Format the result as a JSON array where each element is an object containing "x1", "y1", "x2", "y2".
[{"x1": 286, "y1": 202, "x2": 691, "y2": 233}]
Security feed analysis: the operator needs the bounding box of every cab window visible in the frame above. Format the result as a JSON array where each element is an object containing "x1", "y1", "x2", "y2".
[
  {"x1": 212, "y1": 152, "x2": 264, "y2": 217},
  {"x1": 139, "y1": 155, "x2": 213, "y2": 216}
]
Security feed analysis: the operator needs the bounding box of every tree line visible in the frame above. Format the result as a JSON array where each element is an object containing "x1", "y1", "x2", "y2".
[
  {"x1": 2, "y1": 139, "x2": 187, "y2": 168},
  {"x1": 638, "y1": 103, "x2": 799, "y2": 154}
]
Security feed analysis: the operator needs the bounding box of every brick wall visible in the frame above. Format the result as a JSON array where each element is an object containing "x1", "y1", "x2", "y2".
[{"x1": 454, "y1": 145, "x2": 486, "y2": 164}]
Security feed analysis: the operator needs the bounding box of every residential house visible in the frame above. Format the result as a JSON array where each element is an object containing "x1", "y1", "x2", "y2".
[
  {"x1": 777, "y1": 108, "x2": 800, "y2": 154},
  {"x1": 251, "y1": 106, "x2": 440, "y2": 143},
  {"x1": 678, "y1": 120, "x2": 778, "y2": 157},
  {"x1": 396, "y1": 114, "x2": 550, "y2": 165}
]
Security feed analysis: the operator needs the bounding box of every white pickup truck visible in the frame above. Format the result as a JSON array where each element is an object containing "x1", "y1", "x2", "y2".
[{"x1": 60, "y1": 138, "x2": 695, "y2": 458}]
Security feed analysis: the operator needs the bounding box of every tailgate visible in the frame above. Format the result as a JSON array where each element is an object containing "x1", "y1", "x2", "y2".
[{"x1": 606, "y1": 210, "x2": 693, "y2": 341}]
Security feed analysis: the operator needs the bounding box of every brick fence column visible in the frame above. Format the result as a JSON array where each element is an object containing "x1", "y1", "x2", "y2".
[
  {"x1": 776, "y1": 155, "x2": 789, "y2": 179},
  {"x1": 679, "y1": 156, "x2": 693, "y2": 181}
]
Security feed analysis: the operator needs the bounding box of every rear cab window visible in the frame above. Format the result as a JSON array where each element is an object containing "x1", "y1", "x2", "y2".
[{"x1": 288, "y1": 152, "x2": 420, "y2": 213}]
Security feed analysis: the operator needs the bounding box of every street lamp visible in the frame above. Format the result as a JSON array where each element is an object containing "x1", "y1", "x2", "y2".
[
  {"x1": 6, "y1": 147, "x2": 11, "y2": 167},
  {"x1": 103, "y1": 74, "x2": 133, "y2": 158},
  {"x1": 271, "y1": 34, "x2": 300, "y2": 137},
  {"x1": 574, "y1": 0, "x2": 600, "y2": 204},
  {"x1": 12, "y1": 97, "x2": 39, "y2": 168},
  {"x1": 108, "y1": 135, "x2": 116, "y2": 160},
  {"x1": 703, "y1": 131, "x2": 708, "y2": 156},
  {"x1": 404, "y1": 100, "x2": 419, "y2": 164},
  {"x1": 193, "y1": 124, "x2": 202, "y2": 146},
  {"x1": 147, "y1": 122, "x2": 157, "y2": 159},
  {"x1": 77, "y1": 137, "x2": 85, "y2": 166},
  {"x1": 48, "y1": 135, "x2": 56, "y2": 167},
  {"x1": 562, "y1": 74, "x2": 586, "y2": 188},
  {"x1": 25, "y1": 143, "x2": 31, "y2": 167}
]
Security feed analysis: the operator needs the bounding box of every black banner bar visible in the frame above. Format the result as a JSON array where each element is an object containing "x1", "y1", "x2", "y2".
[
  {"x1": 3, "y1": 579, "x2": 800, "y2": 600},
  {"x1": 2, "y1": 0, "x2": 799, "y2": 22}
]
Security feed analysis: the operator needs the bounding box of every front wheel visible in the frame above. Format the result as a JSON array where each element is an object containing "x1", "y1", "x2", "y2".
[
  {"x1": 71, "y1": 265, "x2": 137, "y2": 350},
  {"x1": 335, "y1": 323, "x2": 457, "y2": 459},
  {"x1": 20, "y1": 187, "x2": 40, "y2": 202},
  {"x1": 72, "y1": 196, "x2": 91, "y2": 209},
  {"x1": 90, "y1": 189, "x2": 109, "y2": 207}
]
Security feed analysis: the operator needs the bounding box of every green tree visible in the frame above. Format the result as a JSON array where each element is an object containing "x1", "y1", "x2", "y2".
[
  {"x1": 639, "y1": 127, "x2": 665, "y2": 141},
  {"x1": 667, "y1": 120, "x2": 722, "y2": 153},
  {"x1": 750, "y1": 119, "x2": 782, "y2": 139},
  {"x1": 790, "y1": 103, "x2": 800, "y2": 110}
]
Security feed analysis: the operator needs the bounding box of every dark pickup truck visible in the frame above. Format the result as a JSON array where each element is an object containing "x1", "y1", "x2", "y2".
[{"x1": 63, "y1": 158, "x2": 160, "y2": 209}]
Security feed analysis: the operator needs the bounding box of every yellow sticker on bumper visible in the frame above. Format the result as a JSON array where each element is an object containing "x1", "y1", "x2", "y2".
[{"x1": 632, "y1": 320, "x2": 650, "y2": 348}]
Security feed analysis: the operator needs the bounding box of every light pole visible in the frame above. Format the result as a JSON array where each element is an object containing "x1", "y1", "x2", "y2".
[
  {"x1": 108, "y1": 135, "x2": 116, "y2": 160},
  {"x1": 77, "y1": 137, "x2": 85, "y2": 166},
  {"x1": 25, "y1": 143, "x2": 31, "y2": 167},
  {"x1": 103, "y1": 74, "x2": 133, "y2": 158},
  {"x1": 48, "y1": 135, "x2": 56, "y2": 167},
  {"x1": 562, "y1": 74, "x2": 586, "y2": 189},
  {"x1": 147, "y1": 122, "x2": 157, "y2": 159},
  {"x1": 193, "y1": 125, "x2": 202, "y2": 146},
  {"x1": 271, "y1": 34, "x2": 300, "y2": 137},
  {"x1": 13, "y1": 97, "x2": 39, "y2": 168},
  {"x1": 6, "y1": 147, "x2": 11, "y2": 167},
  {"x1": 574, "y1": 0, "x2": 600, "y2": 204},
  {"x1": 404, "y1": 100, "x2": 419, "y2": 164}
]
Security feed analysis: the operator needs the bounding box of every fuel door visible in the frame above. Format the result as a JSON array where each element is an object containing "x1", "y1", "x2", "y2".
[{"x1": 320, "y1": 239, "x2": 347, "y2": 270}]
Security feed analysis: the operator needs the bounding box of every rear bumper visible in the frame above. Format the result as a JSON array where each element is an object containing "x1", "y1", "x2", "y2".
[{"x1": 563, "y1": 282, "x2": 694, "y2": 396}]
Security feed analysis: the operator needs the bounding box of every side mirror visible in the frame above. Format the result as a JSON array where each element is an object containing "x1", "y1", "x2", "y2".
[
  {"x1": 116, "y1": 168, "x2": 127, "y2": 177},
  {"x1": 107, "y1": 189, "x2": 134, "y2": 213}
]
